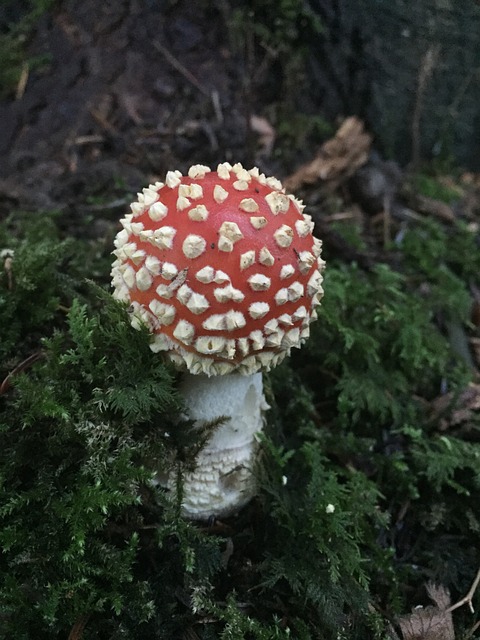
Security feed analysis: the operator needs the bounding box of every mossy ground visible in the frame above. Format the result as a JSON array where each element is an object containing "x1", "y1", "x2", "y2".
[{"x1": 1, "y1": 189, "x2": 479, "y2": 638}]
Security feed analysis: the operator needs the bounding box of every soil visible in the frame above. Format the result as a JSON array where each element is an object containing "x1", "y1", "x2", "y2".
[{"x1": 0, "y1": 1, "x2": 274, "y2": 221}]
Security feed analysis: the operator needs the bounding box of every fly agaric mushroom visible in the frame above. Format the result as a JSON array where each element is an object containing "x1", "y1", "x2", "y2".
[{"x1": 111, "y1": 162, "x2": 325, "y2": 519}]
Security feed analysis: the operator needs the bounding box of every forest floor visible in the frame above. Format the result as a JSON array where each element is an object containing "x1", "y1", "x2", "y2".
[{"x1": 1, "y1": 2, "x2": 480, "y2": 639}]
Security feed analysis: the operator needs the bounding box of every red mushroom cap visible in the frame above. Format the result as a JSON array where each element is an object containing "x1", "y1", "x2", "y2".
[{"x1": 111, "y1": 163, "x2": 325, "y2": 375}]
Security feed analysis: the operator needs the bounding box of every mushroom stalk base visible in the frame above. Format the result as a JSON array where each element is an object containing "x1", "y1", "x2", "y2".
[{"x1": 168, "y1": 371, "x2": 268, "y2": 520}]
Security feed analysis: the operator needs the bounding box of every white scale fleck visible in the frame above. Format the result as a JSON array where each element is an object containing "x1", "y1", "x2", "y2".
[
  {"x1": 142, "y1": 188, "x2": 158, "y2": 207},
  {"x1": 161, "y1": 262, "x2": 178, "y2": 280},
  {"x1": 177, "y1": 284, "x2": 210, "y2": 315},
  {"x1": 188, "y1": 164, "x2": 211, "y2": 179},
  {"x1": 148, "y1": 300, "x2": 176, "y2": 325},
  {"x1": 280, "y1": 264, "x2": 295, "y2": 279},
  {"x1": 248, "y1": 302, "x2": 270, "y2": 319},
  {"x1": 217, "y1": 162, "x2": 232, "y2": 180},
  {"x1": 274, "y1": 224, "x2": 294, "y2": 248},
  {"x1": 114, "y1": 228, "x2": 129, "y2": 248},
  {"x1": 202, "y1": 310, "x2": 246, "y2": 331},
  {"x1": 292, "y1": 306, "x2": 308, "y2": 321},
  {"x1": 233, "y1": 180, "x2": 249, "y2": 191},
  {"x1": 256, "y1": 173, "x2": 267, "y2": 186},
  {"x1": 234, "y1": 167, "x2": 252, "y2": 182},
  {"x1": 149, "y1": 201, "x2": 168, "y2": 221},
  {"x1": 240, "y1": 250, "x2": 256, "y2": 270},
  {"x1": 275, "y1": 288, "x2": 289, "y2": 305},
  {"x1": 130, "y1": 202, "x2": 144, "y2": 217},
  {"x1": 213, "y1": 184, "x2": 229, "y2": 204},
  {"x1": 188, "y1": 204, "x2": 209, "y2": 221},
  {"x1": 295, "y1": 215, "x2": 314, "y2": 237},
  {"x1": 189, "y1": 183, "x2": 204, "y2": 199},
  {"x1": 239, "y1": 198, "x2": 259, "y2": 213},
  {"x1": 214, "y1": 270, "x2": 230, "y2": 284},
  {"x1": 218, "y1": 221, "x2": 243, "y2": 243},
  {"x1": 287, "y1": 282, "x2": 304, "y2": 302},
  {"x1": 195, "y1": 336, "x2": 227, "y2": 355},
  {"x1": 249, "y1": 330, "x2": 265, "y2": 350},
  {"x1": 131, "y1": 249, "x2": 146, "y2": 265},
  {"x1": 153, "y1": 226, "x2": 176, "y2": 250},
  {"x1": 183, "y1": 234, "x2": 207, "y2": 258},
  {"x1": 265, "y1": 328, "x2": 285, "y2": 348},
  {"x1": 137, "y1": 192, "x2": 145, "y2": 204},
  {"x1": 139, "y1": 229, "x2": 154, "y2": 242},
  {"x1": 259, "y1": 246, "x2": 274, "y2": 266},
  {"x1": 195, "y1": 265, "x2": 215, "y2": 283},
  {"x1": 248, "y1": 167, "x2": 260, "y2": 177},
  {"x1": 312, "y1": 237, "x2": 323, "y2": 257},
  {"x1": 123, "y1": 242, "x2": 137, "y2": 259},
  {"x1": 248, "y1": 273, "x2": 271, "y2": 291},
  {"x1": 297, "y1": 251, "x2": 315, "y2": 274},
  {"x1": 122, "y1": 265, "x2": 136, "y2": 289},
  {"x1": 225, "y1": 310, "x2": 247, "y2": 331},
  {"x1": 150, "y1": 333, "x2": 171, "y2": 353},
  {"x1": 165, "y1": 170, "x2": 182, "y2": 188},
  {"x1": 237, "y1": 337, "x2": 250, "y2": 356},
  {"x1": 249, "y1": 216, "x2": 267, "y2": 230},
  {"x1": 278, "y1": 313, "x2": 293, "y2": 326},
  {"x1": 178, "y1": 184, "x2": 191, "y2": 197},
  {"x1": 265, "y1": 191, "x2": 290, "y2": 215},
  {"x1": 129, "y1": 222, "x2": 144, "y2": 236},
  {"x1": 307, "y1": 271, "x2": 323, "y2": 297},
  {"x1": 214, "y1": 284, "x2": 245, "y2": 303},
  {"x1": 136, "y1": 266, "x2": 153, "y2": 291},
  {"x1": 264, "y1": 318, "x2": 279, "y2": 334},
  {"x1": 218, "y1": 236, "x2": 234, "y2": 252},
  {"x1": 266, "y1": 176, "x2": 283, "y2": 190},
  {"x1": 282, "y1": 327, "x2": 301, "y2": 348},
  {"x1": 145, "y1": 255, "x2": 161, "y2": 275},
  {"x1": 292, "y1": 197, "x2": 306, "y2": 213},
  {"x1": 156, "y1": 283, "x2": 174, "y2": 299},
  {"x1": 173, "y1": 319, "x2": 195, "y2": 344},
  {"x1": 177, "y1": 196, "x2": 191, "y2": 211},
  {"x1": 202, "y1": 314, "x2": 226, "y2": 331}
]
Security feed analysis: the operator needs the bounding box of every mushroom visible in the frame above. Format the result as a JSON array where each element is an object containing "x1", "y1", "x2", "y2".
[{"x1": 111, "y1": 162, "x2": 325, "y2": 519}]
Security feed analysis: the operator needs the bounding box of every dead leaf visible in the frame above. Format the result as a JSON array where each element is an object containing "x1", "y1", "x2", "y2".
[
  {"x1": 284, "y1": 117, "x2": 372, "y2": 191},
  {"x1": 397, "y1": 584, "x2": 454, "y2": 640}
]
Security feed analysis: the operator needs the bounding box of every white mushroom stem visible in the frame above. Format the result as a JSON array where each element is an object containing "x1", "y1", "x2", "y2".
[{"x1": 165, "y1": 372, "x2": 269, "y2": 520}]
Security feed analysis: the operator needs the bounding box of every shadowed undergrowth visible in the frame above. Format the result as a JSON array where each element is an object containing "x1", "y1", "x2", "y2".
[{"x1": 1, "y1": 210, "x2": 479, "y2": 639}]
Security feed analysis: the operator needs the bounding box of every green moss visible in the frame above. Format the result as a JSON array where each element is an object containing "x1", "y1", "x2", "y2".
[
  {"x1": 1, "y1": 210, "x2": 479, "y2": 637},
  {"x1": 411, "y1": 173, "x2": 462, "y2": 203}
]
